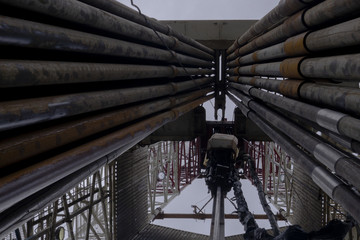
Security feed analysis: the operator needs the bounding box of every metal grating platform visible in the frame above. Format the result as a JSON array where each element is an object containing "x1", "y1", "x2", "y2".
[
  {"x1": 132, "y1": 224, "x2": 209, "y2": 240},
  {"x1": 132, "y1": 224, "x2": 286, "y2": 240}
]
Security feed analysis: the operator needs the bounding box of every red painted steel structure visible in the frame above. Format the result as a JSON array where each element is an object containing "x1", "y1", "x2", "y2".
[{"x1": 149, "y1": 138, "x2": 201, "y2": 196}]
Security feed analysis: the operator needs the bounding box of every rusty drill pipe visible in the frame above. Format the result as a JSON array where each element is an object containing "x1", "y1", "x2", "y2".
[
  {"x1": 229, "y1": 87, "x2": 360, "y2": 191},
  {"x1": 227, "y1": 10, "x2": 308, "y2": 61},
  {"x1": 299, "y1": 54, "x2": 360, "y2": 81},
  {"x1": 226, "y1": 0, "x2": 318, "y2": 55},
  {"x1": 0, "y1": 0, "x2": 213, "y2": 61},
  {"x1": 0, "y1": 16, "x2": 213, "y2": 68},
  {"x1": 227, "y1": 92, "x2": 360, "y2": 224},
  {"x1": 228, "y1": 76, "x2": 360, "y2": 114},
  {"x1": 228, "y1": 76, "x2": 304, "y2": 98},
  {"x1": 230, "y1": 82, "x2": 360, "y2": 142},
  {"x1": 305, "y1": 17, "x2": 360, "y2": 52},
  {"x1": 0, "y1": 94, "x2": 213, "y2": 212},
  {"x1": 228, "y1": 62, "x2": 282, "y2": 77},
  {"x1": 77, "y1": 0, "x2": 214, "y2": 56},
  {"x1": 0, "y1": 88, "x2": 212, "y2": 168},
  {"x1": 229, "y1": 54, "x2": 360, "y2": 81},
  {"x1": 0, "y1": 77, "x2": 213, "y2": 131},
  {"x1": 229, "y1": 17, "x2": 360, "y2": 66},
  {"x1": 298, "y1": 83, "x2": 360, "y2": 116},
  {"x1": 0, "y1": 60, "x2": 213, "y2": 87},
  {"x1": 228, "y1": 0, "x2": 360, "y2": 61},
  {"x1": 303, "y1": 0, "x2": 360, "y2": 27}
]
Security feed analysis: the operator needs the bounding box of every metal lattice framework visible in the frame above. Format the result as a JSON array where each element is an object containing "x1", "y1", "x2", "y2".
[
  {"x1": 2, "y1": 165, "x2": 115, "y2": 240},
  {"x1": 244, "y1": 141, "x2": 294, "y2": 218},
  {"x1": 148, "y1": 139, "x2": 201, "y2": 219}
]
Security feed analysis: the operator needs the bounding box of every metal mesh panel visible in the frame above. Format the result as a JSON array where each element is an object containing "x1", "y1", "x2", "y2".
[
  {"x1": 291, "y1": 161, "x2": 322, "y2": 232},
  {"x1": 115, "y1": 146, "x2": 149, "y2": 240}
]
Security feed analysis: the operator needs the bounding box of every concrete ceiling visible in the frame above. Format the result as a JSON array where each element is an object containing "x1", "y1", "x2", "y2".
[{"x1": 161, "y1": 20, "x2": 257, "y2": 49}]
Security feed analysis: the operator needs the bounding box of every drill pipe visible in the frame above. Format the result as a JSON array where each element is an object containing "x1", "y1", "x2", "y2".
[
  {"x1": 226, "y1": 0, "x2": 318, "y2": 55},
  {"x1": 227, "y1": 0, "x2": 360, "y2": 60},
  {"x1": 0, "y1": 0, "x2": 213, "y2": 61},
  {"x1": 229, "y1": 82, "x2": 360, "y2": 142},
  {"x1": 228, "y1": 88, "x2": 360, "y2": 191},
  {"x1": 77, "y1": 0, "x2": 214, "y2": 56},
  {"x1": 0, "y1": 61, "x2": 213, "y2": 87},
  {"x1": 288, "y1": 112, "x2": 360, "y2": 154},
  {"x1": 0, "y1": 88, "x2": 212, "y2": 168},
  {"x1": 228, "y1": 17, "x2": 360, "y2": 66},
  {"x1": 299, "y1": 54, "x2": 360, "y2": 81},
  {"x1": 228, "y1": 76, "x2": 360, "y2": 115},
  {"x1": 0, "y1": 16, "x2": 213, "y2": 68},
  {"x1": 209, "y1": 186, "x2": 225, "y2": 240},
  {"x1": 0, "y1": 94, "x2": 213, "y2": 212},
  {"x1": 227, "y1": 92, "x2": 360, "y2": 224},
  {"x1": 228, "y1": 54, "x2": 360, "y2": 81},
  {"x1": 0, "y1": 77, "x2": 213, "y2": 131}
]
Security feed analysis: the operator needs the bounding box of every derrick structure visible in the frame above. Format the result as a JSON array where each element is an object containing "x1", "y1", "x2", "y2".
[
  {"x1": 244, "y1": 141, "x2": 294, "y2": 218},
  {"x1": 147, "y1": 139, "x2": 201, "y2": 219},
  {"x1": 0, "y1": 0, "x2": 360, "y2": 239}
]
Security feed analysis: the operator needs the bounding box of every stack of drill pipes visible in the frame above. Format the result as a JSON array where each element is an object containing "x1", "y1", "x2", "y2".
[
  {"x1": 227, "y1": 0, "x2": 360, "y2": 61},
  {"x1": 228, "y1": 53, "x2": 360, "y2": 81},
  {"x1": 226, "y1": 0, "x2": 320, "y2": 56},
  {"x1": 228, "y1": 87, "x2": 360, "y2": 192},
  {"x1": 286, "y1": 113, "x2": 360, "y2": 154},
  {"x1": 0, "y1": 61, "x2": 213, "y2": 87},
  {"x1": 0, "y1": 0, "x2": 214, "y2": 61},
  {"x1": 77, "y1": 0, "x2": 215, "y2": 56},
  {"x1": 228, "y1": 80, "x2": 360, "y2": 153},
  {"x1": 227, "y1": 17, "x2": 360, "y2": 81},
  {"x1": 0, "y1": 94, "x2": 213, "y2": 213},
  {"x1": 0, "y1": 89, "x2": 213, "y2": 168},
  {"x1": 0, "y1": 16, "x2": 212, "y2": 68},
  {"x1": 229, "y1": 82, "x2": 360, "y2": 143},
  {"x1": 0, "y1": 78, "x2": 213, "y2": 131},
  {"x1": 227, "y1": 76, "x2": 360, "y2": 115},
  {"x1": 227, "y1": 92, "x2": 360, "y2": 224},
  {"x1": 228, "y1": 17, "x2": 360, "y2": 66}
]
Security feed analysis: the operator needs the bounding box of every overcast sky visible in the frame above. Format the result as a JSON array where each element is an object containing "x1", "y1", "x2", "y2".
[{"x1": 117, "y1": 0, "x2": 280, "y2": 20}]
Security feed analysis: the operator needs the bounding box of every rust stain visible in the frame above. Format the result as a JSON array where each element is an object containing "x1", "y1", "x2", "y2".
[
  {"x1": 252, "y1": 51, "x2": 258, "y2": 62},
  {"x1": 280, "y1": 57, "x2": 305, "y2": 79},
  {"x1": 279, "y1": 79, "x2": 306, "y2": 98},
  {"x1": 284, "y1": 32, "x2": 309, "y2": 56},
  {"x1": 251, "y1": 64, "x2": 258, "y2": 75},
  {"x1": 250, "y1": 77, "x2": 257, "y2": 86}
]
